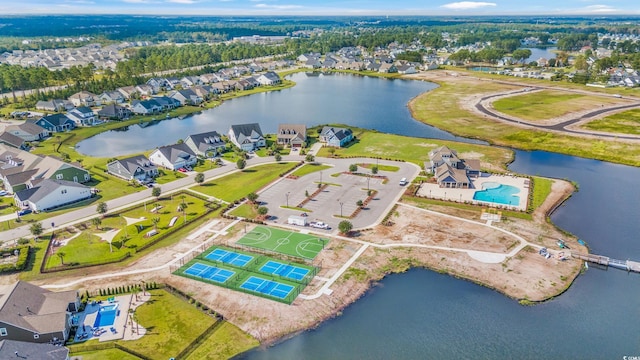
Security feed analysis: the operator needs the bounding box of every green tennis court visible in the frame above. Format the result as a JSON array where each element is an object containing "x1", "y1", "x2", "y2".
[{"x1": 236, "y1": 225, "x2": 328, "y2": 260}]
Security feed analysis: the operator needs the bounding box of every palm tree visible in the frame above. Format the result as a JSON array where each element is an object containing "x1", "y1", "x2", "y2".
[
  {"x1": 152, "y1": 217, "x2": 160, "y2": 231},
  {"x1": 57, "y1": 251, "x2": 66, "y2": 265}
]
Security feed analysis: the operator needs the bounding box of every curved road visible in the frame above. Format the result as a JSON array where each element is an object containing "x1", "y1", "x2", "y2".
[{"x1": 474, "y1": 86, "x2": 640, "y2": 141}]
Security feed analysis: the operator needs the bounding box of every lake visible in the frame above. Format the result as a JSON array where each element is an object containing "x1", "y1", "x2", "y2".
[
  {"x1": 76, "y1": 73, "x2": 480, "y2": 157},
  {"x1": 523, "y1": 47, "x2": 558, "y2": 63}
]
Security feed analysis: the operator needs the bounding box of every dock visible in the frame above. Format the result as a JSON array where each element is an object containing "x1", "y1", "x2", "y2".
[{"x1": 571, "y1": 252, "x2": 640, "y2": 273}]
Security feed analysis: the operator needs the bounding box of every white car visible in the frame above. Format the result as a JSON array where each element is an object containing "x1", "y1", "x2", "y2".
[
  {"x1": 310, "y1": 221, "x2": 330, "y2": 230},
  {"x1": 0, "y1": 190, "x2": 7, "y2": 196}
]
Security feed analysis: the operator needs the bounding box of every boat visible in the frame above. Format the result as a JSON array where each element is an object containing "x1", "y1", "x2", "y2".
[
  {"x1": 578, "y1": 239, "x2": 586, "y2": 246},
  {"x1": 584, "y1": 262, "x2": 589, "y2": 270}
]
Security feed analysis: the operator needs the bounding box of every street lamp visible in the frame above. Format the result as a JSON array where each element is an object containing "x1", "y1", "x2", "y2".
[
  {"x1": 339, "y1": 201, "x2": 344, "y2": 217},
  {"x1": 320, "y1": 171, "x2": 323, "y2": 185},
  {"x1": 286, "y1": 192, "x2": 290, "y2": 207},
  {"x1": 367, "y1": 176, "x2": 370, "y2": 191}
]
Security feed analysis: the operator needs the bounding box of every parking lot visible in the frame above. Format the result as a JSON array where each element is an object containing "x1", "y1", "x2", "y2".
[{"x1": 257, "y1": 158, "x2": 420, "y2": 232}]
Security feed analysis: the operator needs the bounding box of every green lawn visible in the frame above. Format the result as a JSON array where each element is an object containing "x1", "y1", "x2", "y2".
[
  {"x1": 43, "y1": 193, "x2": 210, "y2": 269},
  {"x1": 193, "y1": 162, "x2": 298, "y2": 202},
  {"x1": 229, "y1": 203, "x2": 259, "y2": 219},
  {"x1": 0, "y1": 196, "x2": 15, "y2": 216},
  {"x1": 315, "y1": 127, "x2": 513, "y2": 169},
  {"x1": 583, "y1": 109, "x2": 640, "y2": 135},
  {"x1": 185, "y1": 322, "x2": 259, "y2": 360},
  {"x1": 492, "y1": 91, "x2": 605, "y2": 121},
  {"x1": 154, "y1": 168, "x2": 188, "y2": 184},
  {"x1": 120, "y1": 289, "x2": 218, "y2": 359},
  {"x1": 291, "y1": 164, "x2": 332, "y2": 177},
  {"x1": 531, "y1": 176, "x2": 553, "y2": 211},
  {"x1": 70, "y1": 348, "x2": 140, "y2": 360},
  {"x1": 357, "y1": 162, "x2": 400, "y2": 172}
]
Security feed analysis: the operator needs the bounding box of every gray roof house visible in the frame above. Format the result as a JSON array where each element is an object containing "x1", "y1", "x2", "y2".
[
  {"x1": 131, "y1": 99, "x2": 162, "y2": 115},
  {"x1": 31, "y1": 114, "x2": 76, "y2": 133},
  {"x1": 15, "y1": 178, "x2": 92, "y2": 212},
  {"x1": 149, "y1": 143, "x2": 197, "y2": 171},
  {"x1": 0, "y1": 339, "x2": 69, "y2": 359},
  {"x1": 66, "y1": 106, "x2": 97, "y2": 126},
  {"x1": 68, "y1": 91, "x2": 99, "y2": 107},
  {"x1": 428, "y1": 145, "x2": 481, "y2": 188},
  {"x1": 319, "y1": 126, "x2": 353, "y2": 148},
  {"x1": 4, "y1": 122, "x2": 49, "y2": 142},
  {"x1": 107, "y1": 155, "x2": 158, "y2": 182},
  {"x1": 0, "y1": 132, "x2": 26, "y2": 150},
  {"x1": 0, "y1": 281, "x2": 79, "y2": 344},
  {"x1": 97, "y1": 104, "x2": 132, "y2": 120},
  {"x1": 169, "y1": 89, "x2": 203, "y2": 106},
  {"x1": 228, "y1": 123, "x2": 266, "y2": 152},
  {"x1": 184, "y1": 131, "x2": 226, "y2": 157},
  {"x1": 99, "y1": 90, "x2": 125, "y2": 104},
  {"x1": 35, "y1": 99, "x2": 74, "y2": 112}
]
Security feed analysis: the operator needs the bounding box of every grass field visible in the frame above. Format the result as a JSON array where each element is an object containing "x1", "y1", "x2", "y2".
[
  {"x1": 315, "y1": 127, "x2": 513, "y2": 169},
  {"x1": 70, "y1": 348, "x2": 140, "y2": 360},
  {"x1": 291, "y1": 163, "x2": 332, "y2": 177},
  {"x1": 492, "y1": 90, "x2": 625, "y2": 121},
  {"x1": 236, "y1": 225, "x2": 328, "y2": 260},
  {"x1": 583, "y1": 109, "x2": 640, "y2": 135},
  {"x1": 357, "y1": 162, "x2": 400, "y2": 172},
  {"x1": 192, "y1": 162, "x2": 298, "y2": 202},
  {"x1": 184, "y1": 322, "x2": 258, "y2": 360}
]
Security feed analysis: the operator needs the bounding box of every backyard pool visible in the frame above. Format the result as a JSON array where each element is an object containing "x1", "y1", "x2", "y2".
[
  {"x1": 94, "y1": 304, "x2": 119, "y2": 328},
  {"x1": 473, "y1": 182, "x2": 520, "y2": 206}
]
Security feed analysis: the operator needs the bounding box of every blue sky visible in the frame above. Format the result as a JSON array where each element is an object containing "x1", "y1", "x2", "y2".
[{"x1": 5, "y1": 0, "x2": 640, "y2": 15}]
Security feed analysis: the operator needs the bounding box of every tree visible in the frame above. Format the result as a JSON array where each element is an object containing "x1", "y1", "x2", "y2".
[
  {"x1": 91, "y1": 217, "x2": 102, "y2": 230},
  {"x1": 194, "y1": 172, "x2": 205, "y2": 184},
  {"x1": 349, "y1": 164, "x2": 358, "y2": 172},
  {"x1": 29, "y1": 222, "x2": 43, "y2": 239},
  {"x1": 338, "y1": 220, "x2": 353, "y2": 235},
  {"x1": 305, "y1": 154, "x2": 315, "y2": 163},
  {"x1": 152, "y1": 217, "x2": 160, "y2": 230},
  {"x1": 151, "y1": 186, "x2": 161, "y2": 199},
  {"x1": 247, "y1": 192, "x2": 259, "y2": 204},
  {"x1": 274, "y1": 153, "x2": 282, "y2": 162},
  {"x1": 512, "y1": 49, "x2": 532, "y2": 65},
  {"x1": 371, "y1": 166, "x2": 378, "y2": 175},
  {"x1": 257, "y1": 206, "x2": 268, "y2": 217},
  {"x1": 57, "y1": 251, "x2": 66, "y2": 265},
  {"x1": 356, "y1": 200, "x2": 364, "y2": 208},
  {"x1": 96, "y1": 202, "x2": 108, "y2": 217},
  {"x1": 236, "y1": 158, "x2": 246, "y2": 170}
]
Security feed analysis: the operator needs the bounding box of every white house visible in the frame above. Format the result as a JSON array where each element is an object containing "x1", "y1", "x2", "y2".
[
  {"x1": 14, "y1": 179, "x2": 92, "y2": 212},
  {"x1": 66, "y1": 107, "x2": 97, "y2": 126},
  {"x1": 184, "y1": 131, "x2": 226, "y2": 158},
  {"x1": 149, "y1": 143, "x2": 197, "y2": 171},
  {"x1": 228, "y1": 123, "x2": 265, "y2": 152}
]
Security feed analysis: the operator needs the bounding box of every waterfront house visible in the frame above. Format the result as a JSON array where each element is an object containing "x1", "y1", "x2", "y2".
[
  {"x1": 184, "y1": 131, "x2": 226, "y2": 158},
  {"x1": 234, "y1": 79, "x2": 255, "y2": 91},
  {"x1": 169, "y1": 89, "x2": 203, "y2": 106},
  {"x1": 149, "y1": 143, "x2": 197, "y2": 171},
  {"x1": 4, "y1": 123, "x2": 49, "y2": 142},
  {"x1": 97, "y1": 104, "x2": 132, "y2": 120},
  {"x1": 31, "y1": 114, "x2": 75, "y2": 133},
  {"x1": 255, "y1": 71, "x2": 281, "y2": 86},
  {"x1": 15, "y1": 178, "x2": 92, "y2": 212},
  {"x1": 276, "y1": 124, "x2": 307, "y2": 148},
  {"x1": 151, "y1": 96, "x2": 181, "y2": 111},
  {"x1": 68, "y1": 91, "x2": 99, "y2": 107},
  {"x1": 319, "y1": 126, "x2": 353, "y2": 147},
  {"x1": 428, "y1": 145, "x2": 481, "y2": 188},
  {"x1": 107, "y1": 155, "x2": 158, "y2": 183},
  {"x1": 66, "y1": 106, "x2": 97, "y2": 126},
  {"x1": 228, "y1": 123, "x2": 266, "y2": 152},
  {"x1": 0, "y1": 281, "x2": 79, "y2": 343},
  {"x1": 131, "y1": 99, "x2": 162, "y2": 115}
]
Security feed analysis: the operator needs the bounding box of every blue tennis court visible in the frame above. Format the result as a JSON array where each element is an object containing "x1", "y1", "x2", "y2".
[
  {"x1": 259, "y1": 260, "x2": 310, "y2": 281},
  {"x1": 239, "y1": 276, "x2": 294, "y2": 299},
  {"x1": 205, "y1": 248, "x2": 253, "y2": 267},
  {"x1": 184, "y1": 262, "x2": 235, "y2": 283}
]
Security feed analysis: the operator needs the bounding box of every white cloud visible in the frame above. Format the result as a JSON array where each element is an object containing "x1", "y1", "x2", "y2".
[
  {"x1": 166, "y1": 0, "x2": 197, "y2": 3},
  {"x1": 122, "y1": 0, "x2": 155, "y2": 3},
  {"x1": 254, "y1": 3, "x2": 302, "y2": 9},
  {"x1": 583, "y1": 4, "x2": 617, "y2": 13},
  {"x1": 441, "y1": 1, "x2": 497, "y2": 10}
]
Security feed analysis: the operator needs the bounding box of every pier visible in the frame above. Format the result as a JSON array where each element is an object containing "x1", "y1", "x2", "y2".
[{"x1": 571, "y1": 252, "x2": 640, "y2": 273}]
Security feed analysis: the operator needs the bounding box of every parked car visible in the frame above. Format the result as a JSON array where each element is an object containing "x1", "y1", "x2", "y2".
[
  {"x1": 310, "y1": 221, "x2": 330, "y2": 230},
  {"x1": 0, "y1": 190, "x2": 8, "y2": 196},
  {"x1": 17, "y1": 209, "x2": 32, "y2": 216},
  {"x1": 177, "y1": 168, "x2": 187, "y2": 173}
]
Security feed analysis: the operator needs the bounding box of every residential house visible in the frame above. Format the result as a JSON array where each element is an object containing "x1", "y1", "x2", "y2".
[
  {"x1": 116, "y1": 86, "x2": 139, "y2": 100},
  {"x1": 131, "y1": 99, "x2": 162, "y2": 115},
  {"x1": 35, "y1": 99, "x2": 73, "y2": 112},
  {"x1": 98, "y1": 90, "x2": 125, "y2": 104},
  {"x1": 165, "y1": 77, "x2": 181, "y2": 89},
  {"x1": 68, "y1": 91, "x2": 99, "y2": 107},
  {"x1": 0, "y1": 132, "x2": 26, "y2": 150},
  {"x1": 135, "y1": 84, "x2": 155, "y2": 97},
  {"x1": 276, "y1": 124, "x2": 306, "y2": 148},
  {"x1": 198, "y1": 73, "x2": 218, "y2": 84},
  {"x1": 0, "y1": 281, "x2": 79, "y2": 343},
  {"x1": 151, "y1": 96, "x2": 181, "y2": 111},
  {"x1": 245, "y1": 77, "x2": 261, "y2": 88},
  {"x1": 378, "y1": 63, "x2": 398, "y2": 73},
  {"x1": 255, "y1": 71, "x2": 281, "y2": 86},
  {"x1": 66, "y1": 106, "x2": 97, "y2": 126},
  {"x1": 180, "y1": 76, "x2": 202, "y2": 88},
  {"x1": 31, "y1": 114, "x2": 75, "y2": 133},
  {"x1": 396, "y1": 63, "x2": 418, "y2": 74},
  {"x1": 97, "y1": 104, "x2": 132, "y2": 120},
  {"x1": 107, "y1": 155, "x2": 158, "y2": 183},
  {"x1": 147, "y1": 77, "x2": 171, "y2": 92},
  {"x1": 211, "y1": 82, "x2": 232, "y2": 93},
  {"x1": 169, "y1": 89, "x2": 203, "y2": 106},
  {"x1": 149, "y1": 143, "x2": 197, "y2": 171},
  {"x1": 228, "y1": 123, "x2": 266, "y2": 152},
  {"x1": 184, "y1": 131, "x2": 226, "y2": 158},
  {"x1": 15, "y1": 178, "x2": 92, "y2": 212},
  {"x1": 234, "y1": 79, "x2": 255, "y2": 91},
  {"x1": 192, "y1": 85, "x2": 217, "y2": 100},
  {"x1": 319, "y1": 126, "x2": 353, "y2": 147},
  {"x1": 4, "y1": 123, "x2": 49, "y2": 142},
  {"x1": 0, "y1": 339, "x2": 69, "y2": 360}
]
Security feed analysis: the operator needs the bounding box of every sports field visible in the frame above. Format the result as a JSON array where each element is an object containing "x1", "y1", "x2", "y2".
[
  {"x1": 236, "y1": 225, "x2": 329, "y2": 260},
  {"x1": 174, "y1": 245, "x2": 317, "y2": 304}
]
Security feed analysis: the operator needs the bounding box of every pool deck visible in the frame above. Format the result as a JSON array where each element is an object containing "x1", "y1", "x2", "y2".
[
  {"x1": 74, "y1": 293, "x2": 149, "y2": 343},
  {"x1": 417, "y1": 174, "x2": 529, "y2": 212}
]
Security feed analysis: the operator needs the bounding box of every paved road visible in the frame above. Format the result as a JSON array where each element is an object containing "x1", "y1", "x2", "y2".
[{"x1": 474, "y1": 85, "x2": 640, "y2": 141}]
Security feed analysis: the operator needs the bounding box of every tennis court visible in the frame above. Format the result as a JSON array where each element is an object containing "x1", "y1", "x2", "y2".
[
  {"x1": 184, "y1": 262, "x2": 235, "y2": 284},
  {"x1": 239, "y1": 276, "x2": 294, "y2": 300},
  {"x1": 205, "y1": 248, "x2": 253, "y2": 267},
  {"x1": 237, "y1": 225, "x2": 328, "y2": 259},
  {"x1": 259, "y1": 260, "x2": 310, "y2": 281}
]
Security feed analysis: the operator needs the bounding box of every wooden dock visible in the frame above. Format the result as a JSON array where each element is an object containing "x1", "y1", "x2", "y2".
[{"x1": 572, "y1": 252, "x2": 640, "y2": 273}]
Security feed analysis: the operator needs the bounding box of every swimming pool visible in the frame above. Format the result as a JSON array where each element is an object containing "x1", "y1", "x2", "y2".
[
  {"x1": 473, "y1": 182, "x2": 520, "y2": 206},
  {"x1": 94, "y1": 304, "x2": 118, "y2": 328}
]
